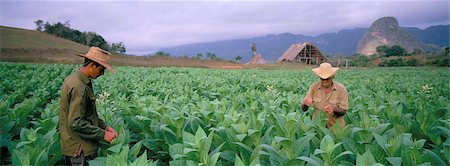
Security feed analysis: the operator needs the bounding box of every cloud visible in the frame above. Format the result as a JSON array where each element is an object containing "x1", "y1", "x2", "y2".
[{"x1": 0, "y1": 0, "x2": 448, "y2": 54}]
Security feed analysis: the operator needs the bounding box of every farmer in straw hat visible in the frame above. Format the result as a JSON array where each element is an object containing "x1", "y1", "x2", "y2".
[
  {"x1": 59, "y1": 47, "x2": 118, "y2": 165},
  {"x1": 301, "y1": 62, "x2": 349, "y2": 128}
]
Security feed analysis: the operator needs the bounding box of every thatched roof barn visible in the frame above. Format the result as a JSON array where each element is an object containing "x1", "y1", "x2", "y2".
[
  {"x1": 246, "y1": 53, "x2": 268, "y2": 64},
  {"x1": 277, "y1": 42, "x2": 326, "y2": 65}
]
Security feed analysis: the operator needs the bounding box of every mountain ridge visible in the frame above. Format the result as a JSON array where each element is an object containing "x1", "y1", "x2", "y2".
[{"x1": 161, "y1": 24, "x2": 448, "y2": 62}]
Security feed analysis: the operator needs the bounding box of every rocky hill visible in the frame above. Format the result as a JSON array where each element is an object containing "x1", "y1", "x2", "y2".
[{"x1": 357, "y1": 17, "x2": 429, "y2": 56}]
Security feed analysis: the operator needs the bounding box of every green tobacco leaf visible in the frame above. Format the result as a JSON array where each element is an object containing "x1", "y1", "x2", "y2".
[
  {"x1": 33, "y1": 148, "x2": 48, "y2": 166},
  {"x1": 234, "y1": 142, "x2": 253, "y2": 153},
  {"x1": 43, "y1": 129, "x2": 57, "y2": 141},
  {"x1": 142, "y1": 138, "x2": 158, "y2": 151},
  {"x1": 356, "y1": 151, "x2": 377, "y2": 166},
  {"x1": 183, "y1": 131, "x2": 195, "y2": 143},
  {"x1": 19, "y1": 128, "x2": 35, "y2": 142},
  {"x1": 160, "y1": 125, "x2": 177, "y2": 137},
  {"x1": 129, "y1": 140, "x2": 142, "y2": 158},
  {"x1": 372, "y1": 123, "x2": 391, "y2": 134},
  {"x1": 2, "y1": 121, "x2": 15, "y2": 133},
  {"x1": 285, "y1": 119, "x2": 297, "y2": 137},
  {"x1": 432, "y1": 126, "x2": 450, "y2": 137},
  {"x1": 248, "y1": 129, "x2": 259, "y2": 137},
  {"x1": 320, "y1": 135, "x2": 335, "y2": 153},
  {"x1": 87, "y1": 157, "x2": 106, "y2": 166},
  {"x1": 260, "y1": 125, "x2": 274, "y2": 145},
  {"x1": 236, "y1": 134, "x2": 247, "y2": 142},
  {"x1": 130, "y1": 151, "x2": 156, "y2": 166},
  {"x1": 293, "y1": 133, "x2": 316, "y2": 158},
  {"x1": 372, "y1": 133, "x2": 387, "y2": 150},
  {"x1": 201, "y1": 130, "x2": 215, "y2": 162},
  {"x1": 386, "y1": 157, "x2": 402, "y2": 166},
  {"x1": 169, "y1": 160, "x2": 187, "y2": 166},
  {"x1": 274, "y1": 136, "x2": 290, "y2": 144},
  {"x1": 297, "y1": 156, "x2": 321, "y2": 166},
  {"x1": 119, "y1": 144, "x2": 129, "y2": 159},
  {"x1": 234, "y1": 155, "x2": 246, "y2": 166},
  {"x1": 209, "y1": 152, "x2": 221, "y2": 166},
  {"x1": 260, "y1": 144, "x2": 287, "y2": 165},
  {"x1": 333, "y1": 151, "x2": 353, "y2": 162},
  {"x1": 106, "y1": 153, "x2": 127, "y2": 166},
  {"x1": 183, "y1": 148, "x2": 199, "y2": 154},
  {"x1": 313, "y1": 149, "x2": 325, "y2": 156},
  {"x1": 194, "y1": 127, "x2": 207, "y2": 145},
  {"x1": 423, "y1": 149, "x2": 446, "y2": 166},
  {"x1": 210, "y1": 142, "x2": 225, "y2": 157},
  {"x1": 220, "y1": 150, "x2": 236, "y2": 163},
  {"x1": 12, "y1": 149, "x2": 30, "y2": 166},
  {"x1": 15, "y1": 141, "x2": 32, "y2": 149},
  {"x1": 249, "y1": 144, "x2": 262, "y2": 163},
  {"x1": 107, "y1": 143, "x2": 123, "y2": 154}
]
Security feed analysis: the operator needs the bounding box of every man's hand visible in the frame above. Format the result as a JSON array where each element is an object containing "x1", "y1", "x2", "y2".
[
  {"x1": 303, "y1": 98, "x2": 313, "y2": 106},
  {"x1": 324, "y1": 105, "x2": 334, "y2": 114},
  {"x1": 104, "y1": 131, "x2": 116, "y2": 143},
  {"x1": 105, "y1": 126, "x2": 118, "y2": 138},
  {"x1": 104, "y1": 126, "x2": 118, "y2": 144}
]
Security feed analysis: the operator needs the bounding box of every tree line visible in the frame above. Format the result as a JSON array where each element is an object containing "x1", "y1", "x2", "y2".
[
  {"x1": 345, "y1": 44, "x2": 449, "y2": 67},
  {"x1": 34, "y1": 20, "x2": 126, "y2": 54}
]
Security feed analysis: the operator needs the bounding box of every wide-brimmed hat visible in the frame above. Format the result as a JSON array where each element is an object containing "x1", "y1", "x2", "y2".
[
  {"x1": 312, "y1": 63, "x2": 338, "y2": 79},
  {"x1": 76, "y1": 47, "x2": 115, "y2": 74}
]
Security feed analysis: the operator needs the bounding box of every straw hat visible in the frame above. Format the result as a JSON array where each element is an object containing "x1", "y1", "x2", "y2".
[
  {"x1": 312, "y1": 63, "x2": 338, "y2": 79},
  {"x1": 76, "y1": 47, "x2": 115, "y2": 74}
]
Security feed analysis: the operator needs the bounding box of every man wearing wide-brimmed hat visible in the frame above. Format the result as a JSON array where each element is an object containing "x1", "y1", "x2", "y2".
[
  {"x1": 59, "y1": 47, "x2": 118, "y2": 165},
  {"x1": 301, "y1": 62, "x2": 349, "y2": 128}
]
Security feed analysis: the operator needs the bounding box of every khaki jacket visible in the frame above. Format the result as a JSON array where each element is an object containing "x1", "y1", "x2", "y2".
[
  {"x1": 59, "y1": 70, "x2": 107, "y2": 157},
  {"x1": 304, "y1": 81, "x2": 349, "y2": 128}
]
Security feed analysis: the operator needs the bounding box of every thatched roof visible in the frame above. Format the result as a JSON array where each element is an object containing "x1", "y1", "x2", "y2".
[
  {"x1": 246, "y1": 53, "x2": 268, "y2": 64},
  {"x1": 277, "y1": 42, "x2": 326, "y2": 64}
]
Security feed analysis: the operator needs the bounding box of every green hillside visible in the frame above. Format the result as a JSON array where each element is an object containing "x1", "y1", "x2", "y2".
[
  {"x1": 0, "y1": 26, "x2": 90, "y2": 63},
  {"x1": 0, "y1": 26, "x2": 89, "y2": 51},
  {"x1": 0, "y1": 26, "x2": 246, "y2": 68}
]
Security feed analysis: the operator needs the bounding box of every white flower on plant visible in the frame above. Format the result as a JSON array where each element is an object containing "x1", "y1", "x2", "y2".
[
  {"x1": 418, "y1": 84, "x2": 433, "y2": 98},
  {"x1": 265, "y1": 85, "x2": 278, "y2": 95},
  {"x1": 419, "y1": 85, "x2": 433, "y2": 94},
  {"x1": 98, "y1": 90, "x2": 111, "y2": 105}
]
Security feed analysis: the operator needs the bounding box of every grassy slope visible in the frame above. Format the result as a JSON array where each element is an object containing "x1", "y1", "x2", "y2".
[
  {"x1": 0, "y1": 26, "x2": 90, "y2": 63},
  {"x1": 0, "y1": 26, "x2": 245, "y2": 67},
  {"x1": 0, "y1": 26, "x2": 317, "y2": 69},
  {"x1": 0, "y1": 26, "x2": 89, "y2": 51}
]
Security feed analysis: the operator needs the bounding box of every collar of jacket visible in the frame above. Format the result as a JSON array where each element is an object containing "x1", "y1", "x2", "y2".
[
  {"x1": 316, "y1": 81, "x2": 337, "y2": 91},
  {"x1": 76, "y1": 70, "x2": 91, "y2": 85}
]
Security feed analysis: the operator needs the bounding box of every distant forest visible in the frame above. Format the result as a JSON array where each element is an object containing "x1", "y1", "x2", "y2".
[{"x1": 34, "y1": 20, "x2": 126, "y2": 54}]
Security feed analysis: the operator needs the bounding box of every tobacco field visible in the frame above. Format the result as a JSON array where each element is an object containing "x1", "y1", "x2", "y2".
[{"x1": 0, "y1": 62, "x2": 448, "y2": 165}]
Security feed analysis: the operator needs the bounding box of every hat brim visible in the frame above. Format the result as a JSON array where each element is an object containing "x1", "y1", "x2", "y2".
[
  {"x1": 312, "y1": 67, "x2": 339, "y2": 79},
  {"x1": 76, "y1": 53, "x2": 115, "y2": 74}
]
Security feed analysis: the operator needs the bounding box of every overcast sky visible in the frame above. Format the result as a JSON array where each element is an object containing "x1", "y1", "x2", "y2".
[{"x1": 0, "y1": 0, "x2": 448, "y2": 55}]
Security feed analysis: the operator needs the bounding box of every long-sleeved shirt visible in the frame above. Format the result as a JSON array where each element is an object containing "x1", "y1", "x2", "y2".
[
  {"x1": 303, "y1": 81, "x2": 349, "y2": 128},
  {"x1": 59, "y1": 70, "x2": 107, "y2": 157}
]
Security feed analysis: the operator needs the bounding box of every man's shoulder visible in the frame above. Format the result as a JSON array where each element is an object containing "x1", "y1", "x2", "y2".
[
  {"x1": 310, "y1": 82, "x2": 321, "y2": 89},
  {"x1": 63, "y1": 72, "x2": 85, "y2": 89},
  {"x1": 333, "y1": 81, "x2": 347, "y2": 91}
]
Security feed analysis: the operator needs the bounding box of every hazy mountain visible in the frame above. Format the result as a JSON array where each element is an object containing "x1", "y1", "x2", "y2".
[
  {"x1": 160, "y1": 22, "x2": 448, "y2": 62},
  {"x1": 403, "y1": 25, "x2": 449, "y2": 47},
  {"x1": 312, "y1": 28, "x2": 367, "y2": 56}
]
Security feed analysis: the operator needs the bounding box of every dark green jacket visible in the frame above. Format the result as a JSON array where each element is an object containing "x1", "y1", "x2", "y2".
[{"x1": 59, "y1": 70, "x2": 107, "y2": 157}]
